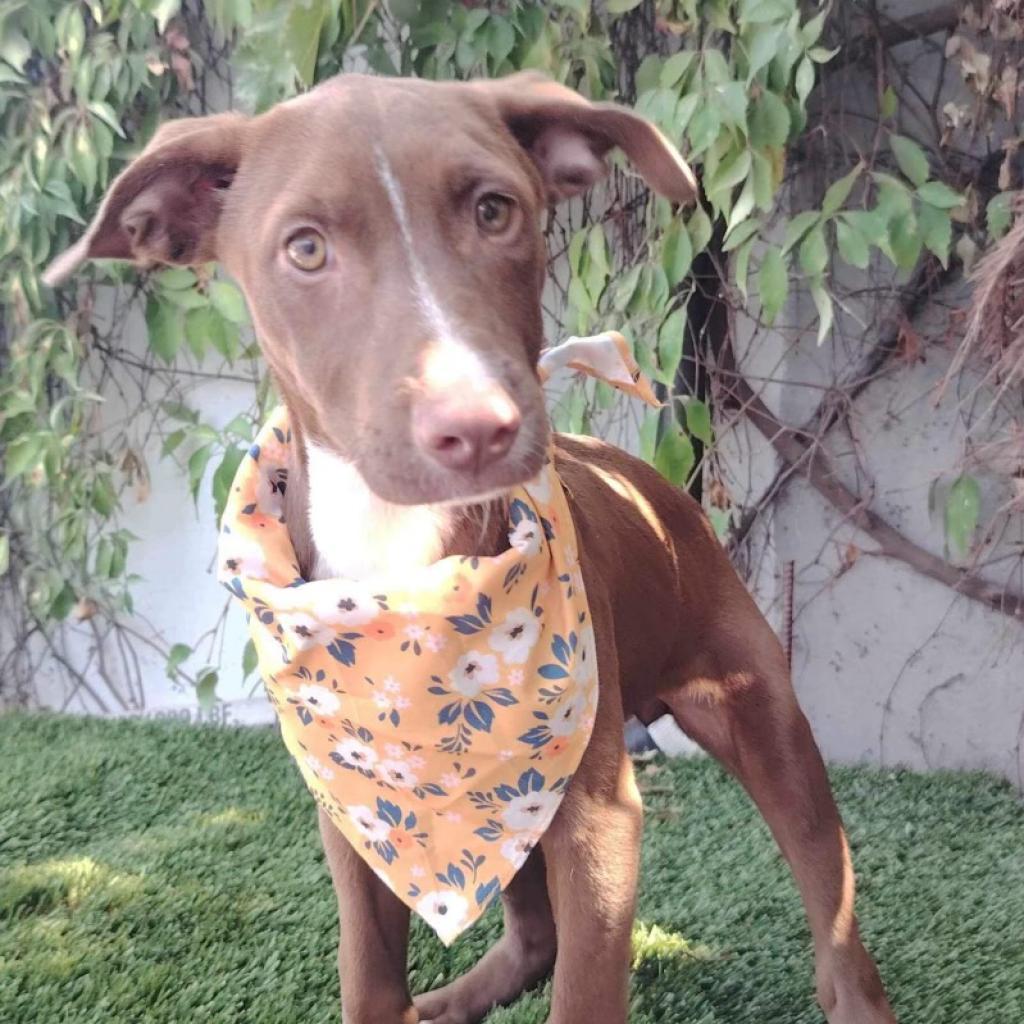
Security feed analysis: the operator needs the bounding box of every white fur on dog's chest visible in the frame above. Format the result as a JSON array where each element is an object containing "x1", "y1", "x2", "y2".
[{"x1": 304, "y1": 441, "x2": 451, "y2": 581}]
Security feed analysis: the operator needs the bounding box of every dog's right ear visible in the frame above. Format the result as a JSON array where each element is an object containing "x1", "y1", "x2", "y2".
[{"x1": 42, "y1": 112, "x2": 249, "y2": 287}]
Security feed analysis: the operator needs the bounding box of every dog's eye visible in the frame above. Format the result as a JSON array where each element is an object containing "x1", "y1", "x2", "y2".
[
  {"x1": 475, "y1": 193, "x2": 516, "y2": 235},
  {"x1": 285, "y1": 229, "x2": 327, "y2": 271}
]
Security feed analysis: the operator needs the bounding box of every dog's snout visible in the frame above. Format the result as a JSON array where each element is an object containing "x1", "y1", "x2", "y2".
[{"x1": 412, "y1": 386, "x2": 521, "y2": 475}]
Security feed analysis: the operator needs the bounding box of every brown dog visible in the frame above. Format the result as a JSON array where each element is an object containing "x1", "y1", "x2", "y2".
[{"x1": 47, "y1": 72, "x2": 896, "y2": 1024}]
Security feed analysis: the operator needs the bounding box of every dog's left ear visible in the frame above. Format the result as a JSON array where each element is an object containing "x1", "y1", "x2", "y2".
[{"x1": 481, "y1": 71, "x2": 698, "y2": 205}]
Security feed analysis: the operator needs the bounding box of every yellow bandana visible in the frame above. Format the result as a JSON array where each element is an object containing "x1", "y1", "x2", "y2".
[{"x1": 218, "y1": 332, "x2": 656, "y2": 943}]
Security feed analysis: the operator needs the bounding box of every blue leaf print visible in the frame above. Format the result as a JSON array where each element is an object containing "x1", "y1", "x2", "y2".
[
  {"x1": 488, "y1": 688, "x2": 518, "y2": 707},
  {"x1": 518, "y1": 726, "x2": 551, "y2": 748},
  {"x1": 475, "y1": 876, "x2": 501, "y2": 908},
  {"x1": 552, "y1": 635, "x2": 572, "y2": 666},
  {"x1": 447, "y1": 614, "x2": 485, "y2": 635},
  {"x1": 447, "y1": 864, "x2": 466, "y2": 889},
  {"x1": 438, "y1": 701, "x2": 462, "y2": 725},
  {"x1": 376, "y1": 798, "x2": 402, "y2": 827},
  {"x1": 476, "y1": 592, "x2": 492, "y2": 623},
  {"x1": 404, "y1": 811, "x2": 417, "y2": 829},
  {"x1": 428, "y1": 685, "x2": 448, "y2": 696},
  {"x1": 296, "y1": 706, "x2": 313, "y2": 726},
  {"x1": 464, "y1": 700, "x2": 495, "y2": 732},
  {"x1": 494, "y1": 784, "x2": 520, "y2": 802},
  {"x1": 326, "y1": 639, "x2": 356, "y2": 666},
  {"x1": 474, "y1": 825, "x2": 503, "y2": 842},
  {"x1": 538, "y1": 664, "x2": 569, "y2": 680},
  {"x1": 518, "y1": 768, "x2": 544, "y2": 794},
  {"x1": 248, "y1": 443, "x2": 261, "y2": 459}
]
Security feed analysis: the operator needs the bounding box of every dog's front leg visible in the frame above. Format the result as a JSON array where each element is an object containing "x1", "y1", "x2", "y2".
[
  {"x1": 319, "y1": 809, "x2": 416, "y2": 1024},
  {"x1": 540, "y1": 604, "x2": 641, "y2": 1024}
]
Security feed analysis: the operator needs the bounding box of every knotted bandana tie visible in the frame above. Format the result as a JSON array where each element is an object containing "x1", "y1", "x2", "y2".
[{"x1": 218, "y1": 331, "x2": 657, "y2": 943}]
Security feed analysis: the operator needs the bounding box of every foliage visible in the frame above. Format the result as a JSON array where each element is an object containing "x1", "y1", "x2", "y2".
[{"x1": 0, "y1": 0, "x2": 1016, "y2": 710}]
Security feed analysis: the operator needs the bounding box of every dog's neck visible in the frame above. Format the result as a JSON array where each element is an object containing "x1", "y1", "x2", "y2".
[{"x1": 303, "y1": 440, "x2": 453, "y2": 580}]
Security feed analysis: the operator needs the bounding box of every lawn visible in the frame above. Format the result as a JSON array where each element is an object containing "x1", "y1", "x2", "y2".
[{"x1": 1, "y1": 713, "x2": 1022, "y2": 1023}]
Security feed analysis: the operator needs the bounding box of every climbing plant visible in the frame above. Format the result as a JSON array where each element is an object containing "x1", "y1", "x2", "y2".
[{"x1": 0, "y1": 0, "x2": 1019, "y2": 711}]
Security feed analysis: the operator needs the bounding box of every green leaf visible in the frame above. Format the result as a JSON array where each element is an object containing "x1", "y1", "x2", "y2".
[
  {"x1": 758, "y1": 247, "x2": 788, "y2": 324},
  {"x1": 836, "y1": 218, "x2": 870, "y2": 269},
  {"x1": 744, "y1": 25, "x2": 782, "y2": 79},
  {"x1": 0, "y1": 533, "x2": 8, "y2": 577},
  {"x1": 660, "y1": 50, "x2": 694, "y2": 88},
  {"x1": 242, "y1": 638, "x2": 259, "y2": 680},
  {"x1": 809, "y1": 278, "x2": 833, "y2": 345},
  {"x1": 748, "y1": 91, "x2": 790, "y2": 147},
  {"x1": 683, "y1": 397, "x2": 713, "y2": 444},
  {"x1": 208, "y1": 280, "x2": 249, "y2": 324},
  {"x1": 945, "y1": 475, "x2": 981, "y2": 558},
  {"x1": 723, "y1": 218, "x2": 761, "y2": 253},
  {"x1": 286, "y1": 0, "x2": 328, "y2": 87},
  {"x1": 212, "y1": 446, "x2": 245, "y2": 523},
  {"x1": 707, "y1": 147, "x2": 751, "y2": 197},
  {"x1": 781, "y1": 210, "x2": 820, "y2": 254},
  {"x1": 4, "y1": 435, "x2": 41, "y2": 481},
  {"x1": 656, "y1": 308, "x2": 687, "y2": 385},
  {"x1": 639, "y1": 410, "x2": 658, "y2": 464},
  {"x1": 880, "y1": 85, "x2": 898, "y2": 119},
  {"x1": 986, "y1": 192, "x2": 1013, "y2": 240},
  {"x1": 654, "y1": 425, "x2": 695, "y2": 487},
  {"x1": 87, "y1": 102, "x2": 126, "y2": 139},
  {"x1": 188, "y1": 445, "x2": 213, "y2": 504},
  {"x1": 916, "y1": 181, "x2": 965, "y2": 210},
  {"x1": 794, "y1": 55, "x2": 815, "y2": 104},
  {"x1": 687, "y1": 204, "x2": 713, "y2": 255},
  {"x1": 145, "y1": 297, "x2": 182, "y2": 364},
  {"x1": 822, "y1": 163, "x2": 863, "y2": 216},
  {"x1": 734, "y1": 236, "x2": 756, "y2": 299},
  {"x1": 662, "y1": 221, "x2": 694, "y2": 286},
  {"x1": 196, "y1": 669, "x2": 219, "y2": 710},
  {"x1": 888, "y1": 210, "x2": 922, "y2": 270},
  {"x1": 688, "y1": 103, "x2": 722, "y2": 155},
  {"x1": 166, "y1": 643, "x2": 192, "y2": 680},
  {"x1": 918, "y1": 202, "x2": 953, "y2": 269},
  {"x1": 726, "y1": 177, "x2": 756, "y2": 235},
  {"x1": 799, "y1": 225, "x2": 828, "y2": 276},
  {"x1": 890, "y1": 134, "x2": 930, "y2": 187}
]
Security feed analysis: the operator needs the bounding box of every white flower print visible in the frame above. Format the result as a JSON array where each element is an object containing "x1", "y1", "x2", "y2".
[
  {"x1": 311, "y1": 583, "x2": 380, "y2": 628},
  {"x1": 407, "y1": 754, "x2": 426, "y2": 770},
  {"x1": 501, "y1": 790, "x2": 559, "y2": 831},
  {"x1": 574, "y1": 625, "x2": 597, "y2": 684},
  {"x1": 385, "y1": 743, "x2": 405, "y2": 758},
  {"x1": 346, "y1": 804, "x2": 391, "y2": 842},
  {"x1": 423, "y1": 633, "x2": 446, "y2": 653},
  {"x1": 303, "y1": 753, "x2": 335, "y2": 781},
  {"x1": 378, "y1": 759, "x2": 418, "y2": 789},
  {"x1": 383, "y1": 677, "x2": 402, "y2": 694},
  {"x1": 448, "y1": 651, "x2": 500, "y2": 698},
  {"x1": 395, "y1": 697, "x2": 412, "y2": 710},
  {"x1": 548, "y1": 690, "x2": 588, "y2": 737},
  {"x1": 333, "y1": 738, "x2": 378, "y2": 770},
  {"x1": 499, "y1": 749, "x2": 515, "y2": 761},
  {"x1": 508, "y1": 518, "x2": 542, "y2": 557},
  {"x1": 416, "y1": 891, "x2": 469, "y2": 938},
  {"x1": 524, "y1": 467, "x2": 552, "y2": 503},
  {"x1": 279, "y1": 612, "x2": 335, "y2": 651},
  {"x1": 219, "y1": 535, "x2": 268, "y2": 579},
  {"x1": 410, "y1": 864, "x2": 426, "y2": 879},
  {"x1": 507, "y1": 668, "x2": 524, "y2": 688},
  {"x1": 373, "y1": 693, "x2": 392, "y2": 710},
  {"x1": 441, "y1": 772, "x2": 461, "y2": 790},
  {"x1": 404, "y1": 624, "x2": 425, "y2": 641},
  {"x1": 500, "y1": 834, "x2": 536, "y2": 870},
  {"x1": 487, "y1": 608, "x2": 542, "y2": 665},
  {"x1": 294, "y1": 683, "x2": 341, "y2": 716}
]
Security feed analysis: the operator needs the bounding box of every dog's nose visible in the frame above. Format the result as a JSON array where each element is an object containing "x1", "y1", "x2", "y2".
[{"x1": 412, "y1": 387, "x2": 521, "y2": 474}]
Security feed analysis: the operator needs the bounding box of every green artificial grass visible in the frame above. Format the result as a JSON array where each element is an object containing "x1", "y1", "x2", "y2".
[{"x1": 1, "y1": 713, "x2": 1023, "y2": 1023}]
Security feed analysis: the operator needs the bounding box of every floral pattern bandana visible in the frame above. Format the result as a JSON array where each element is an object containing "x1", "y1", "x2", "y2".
[{"x1": 218, "y1": 331, "x2": 657, "y2": 944}]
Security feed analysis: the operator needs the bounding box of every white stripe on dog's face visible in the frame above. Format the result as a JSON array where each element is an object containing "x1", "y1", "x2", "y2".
[{"x1": 374, "y1": 146, "x2": 492, "y2": 387}]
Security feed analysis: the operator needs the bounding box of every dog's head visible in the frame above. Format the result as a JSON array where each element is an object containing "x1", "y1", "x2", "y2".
[{"x1": 46, "y1": 72, "x2": 696, "y2": 504}]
